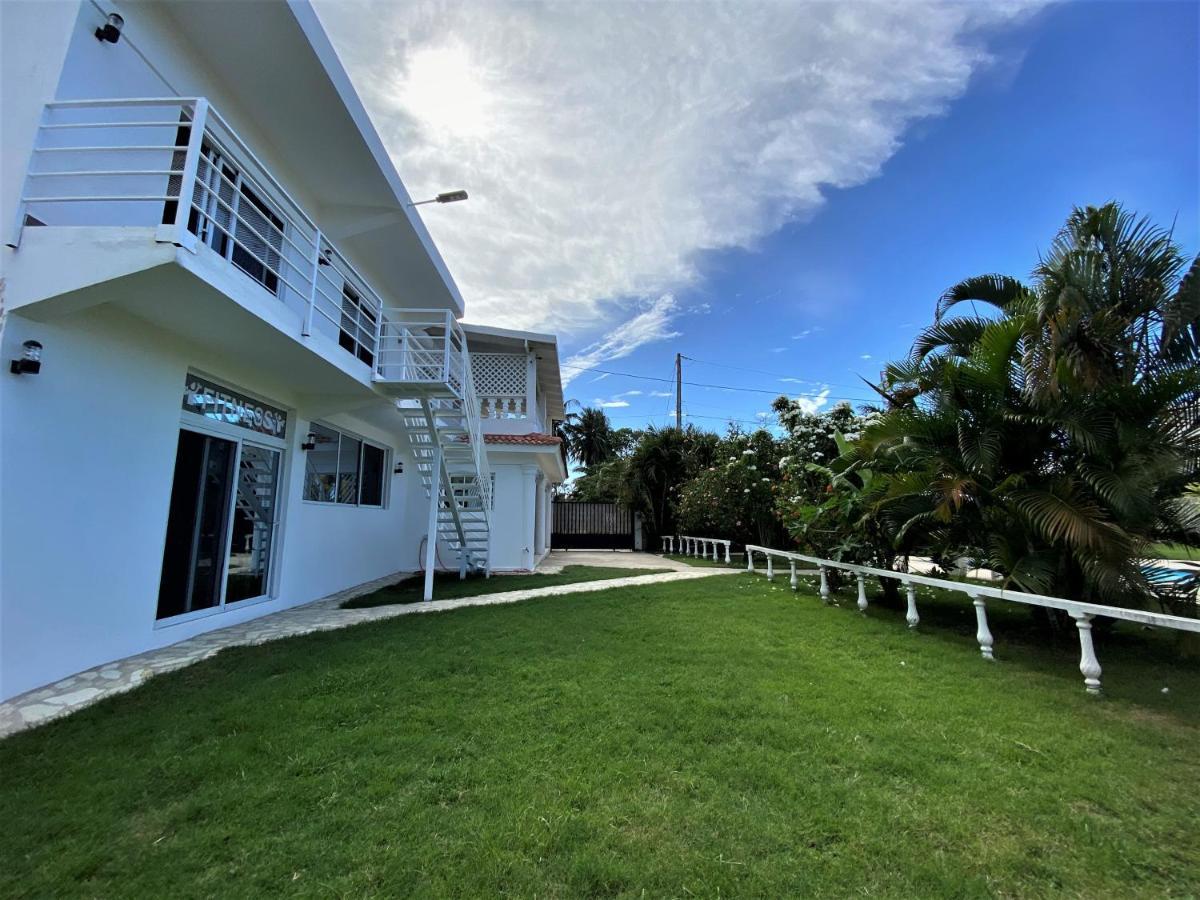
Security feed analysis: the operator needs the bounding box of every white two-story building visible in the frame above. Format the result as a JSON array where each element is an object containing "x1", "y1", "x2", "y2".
[{"x1": 0, "y1": 0, "x2": 566, "y2": 702}]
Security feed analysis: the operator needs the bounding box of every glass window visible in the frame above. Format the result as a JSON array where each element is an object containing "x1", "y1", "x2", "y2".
[
  {"x1": 303, "y1": 423, "x2": 340, "y2": 502},
  {"x1": 360, "y1": 443, "x2": 385, "y2": 506},
  {"x1": 303, "y1": 423, "x2": 387, "y2": 507},
  {"x1": 337, "y1": 434, "x2": 362, "y2": 504}
]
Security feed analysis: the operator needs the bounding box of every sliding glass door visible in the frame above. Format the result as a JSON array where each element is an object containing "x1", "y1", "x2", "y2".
[
  {"x1": 225, "y1": 443, "x2": 281, "y2": 603},
  {"x1": 157, "y1": 430, "x2": 237, "y2": 619},
  {"x1": 157, "y1": 429, "x2": 282, "y2": 621}
]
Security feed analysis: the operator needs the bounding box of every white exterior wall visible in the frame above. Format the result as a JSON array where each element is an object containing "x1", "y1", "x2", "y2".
[
  {"x1": 487, "y1": 462, "x2": 537, "y2": 571},
  {"x1": 0, "y1": 303, "x2": 419, "y2": 700}
]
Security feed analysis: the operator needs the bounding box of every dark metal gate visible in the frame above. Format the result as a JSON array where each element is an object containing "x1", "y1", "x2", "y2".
[{"x1": 552, "y1": 501, "x2": 634, "y2": 550}]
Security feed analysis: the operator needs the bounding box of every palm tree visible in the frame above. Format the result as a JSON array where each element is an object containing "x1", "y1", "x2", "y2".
[
  {"x1": 862, "y1": 203, "x2": 1200, "y2": 613},
  {"x1": 558, "y1": 406, "x2": 617, "y2": 468}
]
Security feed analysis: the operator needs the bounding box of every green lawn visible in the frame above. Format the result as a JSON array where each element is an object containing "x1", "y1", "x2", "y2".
[
  {"x1": 663, "y1": 552, "x2": 738, "y2": 568},
  {"x1": 342, "y1": 565, "x2": 668, "y2": 609},
  {"x1": 3, "y1": 573, "x2": 1199, "y2": 897}
]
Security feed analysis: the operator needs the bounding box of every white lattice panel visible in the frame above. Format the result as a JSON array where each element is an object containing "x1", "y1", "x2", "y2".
[{"x1": 472, "y1": 353, "x2": 527, "y2": 396}]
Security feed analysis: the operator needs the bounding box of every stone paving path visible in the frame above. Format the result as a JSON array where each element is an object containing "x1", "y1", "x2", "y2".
[{"x1": 0, "y1": 563, "x2": 736, "y2": 739}]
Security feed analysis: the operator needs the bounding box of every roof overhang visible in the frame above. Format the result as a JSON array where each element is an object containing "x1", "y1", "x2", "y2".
[
  {"x1": 131, "y1": 0, "x2": 464, "y2": 314},
  {"x1": 462, "y1": 323, "x2": 564, "y2": 420},
  {"x1": 485, "y1": 441, "x2": 568, "y2": 482}
]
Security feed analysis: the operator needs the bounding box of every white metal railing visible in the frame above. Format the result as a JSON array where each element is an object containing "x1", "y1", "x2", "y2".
[
  {"x1": 665, "y1": 535, "x2": 732, "y2": 563},
  {"x1": 9, "y1": 97, "x2": 387, "y2": 371},
  {"x1": 736, "y1": 543, "x2": 1200, "y2": 694},
  {"x1": 459, "y1": 349, "x2": 493, "y2": 513}
]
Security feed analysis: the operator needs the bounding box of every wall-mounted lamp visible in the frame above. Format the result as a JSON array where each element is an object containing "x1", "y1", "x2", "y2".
[
  {"x1": 407, "y1": 190, "x2": 468, "y2": 207},
  {"x1": 301, "y1": 431, "x2": 317, "y2": 451},
  {"x1": 10, "y1": 340, "x2": 43, "y2": 376},
  {"x1": 95, "y1": 12, "x2": 124, "y2": 44},
  {"x1": 393, "y1": 461, "x2": 404, "y2": 475}
]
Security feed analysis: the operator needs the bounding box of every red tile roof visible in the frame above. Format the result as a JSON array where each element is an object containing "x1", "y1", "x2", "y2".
[{"x1": 481, "y1": 433, "x2": 562, "y2": 446}]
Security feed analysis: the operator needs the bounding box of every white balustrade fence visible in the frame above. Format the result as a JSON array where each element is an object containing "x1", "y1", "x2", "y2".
[
  {"x1": 737, "y1": 543, "x2": 1200, "y2": 695},
  {"x1": 661, "y1": 535, "x2": 732, "y2": 564}
]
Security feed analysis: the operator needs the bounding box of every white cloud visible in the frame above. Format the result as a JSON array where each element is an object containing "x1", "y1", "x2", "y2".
[
  {"x1": 861, "y1": 354, "x2": 873, "y2": 360},
  {"x1": 793, "y1": 388, "x2": 832, "y2": 415},
  {"x1": 596, "y1": 399, "x2": 630, "y2": 409},
  {"x1": 559, "y1": 294, "x2": 681, "y2": 386},
  {"x1": 793, "y1": 330, "x2": 812, "y2": 340},
  {"x1": 770, "y1": 347, "x2": 787, "y2": 353},
  {"x1": 318, "y1": 1, "x2": 1040, "y2": 348},
  {"x1": 648, "y1": 390, "x2": 673, "y2": 398}
]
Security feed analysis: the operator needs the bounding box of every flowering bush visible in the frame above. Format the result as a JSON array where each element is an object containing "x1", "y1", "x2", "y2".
[{"x1": 675, "y1": 428, "x2": 785, "y2": 545}]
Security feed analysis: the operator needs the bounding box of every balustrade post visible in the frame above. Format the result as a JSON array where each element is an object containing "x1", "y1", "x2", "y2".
[
  {"x1": 747, "y1": 549, "x2": 755, "y2": 573},
  {"x1": 789, "y1": 560, "x2": 798, "y2": 591},
  {"x1": 724, "y1": 542, "x2": 731, "y2": 564},
  {"x1": 971, "y1": 594, "x2": 995, "y2": 660},
  {"x1": 856, "y1": 573, "x2": 868, "y2": 613},
  {"x1": 1071, "y1": 613, "x2": 1102, "y2": 694},
  {"x1": 170, "y1": 98, "x2": 209, "y2": 250},
  {"x1": 711, "y1": 541, "x2": 718, "y2": 561},
  {"x1": 766, "y1": 555, "x2": 774, "y2": 581},
  {"x1": 303, "y1": 226, "x2": 322, "y2": 338},
  {"x1": 819, "y1": 566, "x2": 830, "y2": 603},
  {"x1": 905, "y1": 582, "x2": 919, "y2": 629},
  {"x1": 669, "y1": 536, "x2": 675, "y2": 553}
]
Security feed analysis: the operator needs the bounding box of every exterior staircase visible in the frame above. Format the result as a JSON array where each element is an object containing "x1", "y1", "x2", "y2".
[
  {"x1": 399, "y1": 396, "x2": 492, "y2": 576},
  {"x1": 372, "y1": 309, "x2": 493, "y2": 596}
]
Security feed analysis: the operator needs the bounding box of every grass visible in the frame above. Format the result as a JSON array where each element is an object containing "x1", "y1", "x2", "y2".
[
  {"x1": 1146, "y1": 542, "x2": 1200, "y2": 560},
  {"x1": 3, "y1": 573, "x2": 1200, "y2": 897},
  {"x1": 341, "y1": 565, "x2": 669, "y2": 609},
  {"x1": 663, "y1": 552, "x2": 738, "y2": 568}
]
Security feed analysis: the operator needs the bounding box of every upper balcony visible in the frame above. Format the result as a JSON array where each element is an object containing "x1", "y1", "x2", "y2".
[{"x1": 8, "y1": 98, "x2": 473, "y2": 396}]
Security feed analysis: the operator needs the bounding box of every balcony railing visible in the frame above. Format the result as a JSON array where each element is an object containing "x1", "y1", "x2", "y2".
[{"x1": 9, "y1": 97, "x2": 389, "y2": 373}]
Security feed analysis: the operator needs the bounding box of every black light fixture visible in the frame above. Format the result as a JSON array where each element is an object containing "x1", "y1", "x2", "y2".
[
  {"x1": 95, "y1": 12, "x2": 124, "y2": 44},
  {"x1": 408, "y1": 190, "x2": 469, "y2": 207},
  {"x1": 10, "y1": 340, "x2": 43, "y2": 376},
  {"x1": 301, "y1": 431, "x2": 317, "y2": 451}
]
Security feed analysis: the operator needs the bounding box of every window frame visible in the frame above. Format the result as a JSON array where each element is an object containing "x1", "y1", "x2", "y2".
[{"x1": 302, "y1": 422, "x2": 390, "y2": 509}]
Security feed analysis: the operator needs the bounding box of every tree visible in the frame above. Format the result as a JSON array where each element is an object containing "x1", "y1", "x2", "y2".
[
  {"x1": 860, "y1": 203, "x2": 1200, "y2": 614},
  {"x1": 676, "y1": 428, "x2": 786, "y2": 545},
  {"x1": 558, "y1": 406, "x2": 617, "y2": 468}
]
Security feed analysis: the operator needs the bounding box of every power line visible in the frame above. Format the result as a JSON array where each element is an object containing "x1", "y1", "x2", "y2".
[
  {"x1": 560, "y1": 360, "x2": 874, "y2": 403},
  {"x1": 681, "y1": 354, "x2": 873, "y2": 392}
]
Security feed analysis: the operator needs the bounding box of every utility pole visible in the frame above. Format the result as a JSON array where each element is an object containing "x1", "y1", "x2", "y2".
[{"x1": 674, "y1": 352, "x2": 682, "y2": 431}]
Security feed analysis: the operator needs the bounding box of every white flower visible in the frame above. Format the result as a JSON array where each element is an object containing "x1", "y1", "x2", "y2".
[
  {"x1": 743, "y1": 488, "x2": 750, "y2": 493},
  {"x1": 742, "y1": 449, "x2": 754, "y2": 456},
  {"x1": 749, "y1": 465, "x2": 757, "y2": 471}
]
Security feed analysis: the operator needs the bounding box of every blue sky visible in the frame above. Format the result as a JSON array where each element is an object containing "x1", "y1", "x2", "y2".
[{"x1": 322, "y1": 0, "x2": 1199, "y2": 433}]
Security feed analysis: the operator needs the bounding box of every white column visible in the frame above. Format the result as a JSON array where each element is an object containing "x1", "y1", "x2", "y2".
[
  {"x1": 766, "y1": 554, "x2": 774, "y2": 581},
  {"x1": 668, "y1": 536, "x2": 675, "y2": 553},
  {"x1": 533, "y1": 476, "x2": 547, "y2": 556},
  {"x1": 747, "y1": 549, "x2": 755, "y2": 573},
  {"x1": 972, "y1": 594, "x2": 995, "y2": 660},
  {"x1": 1072, "y1": 612, "x2": 1102, "y2": 694},
  {"x1": 423, "y1": 444, "x2": 444, "y2": 601},
  {"x1": 856, "y1": 573, "x2": 868, "y2": 613},
  {"x1": 711, "y1": 541, "x2": 718, "y2": 561},
  {"x1": 520, "y1": 464, "x2": 538, "y2": 570},
  {"x1": 724, "y1": 542, "x2": 731, "y2": 564},
  {"x1": 905, "y1": 582, "x2": 919, "y2": 629},
  {"x1": 819, "y1": 567, "x2": 830, "y2": 604},
  {"x1": 789, "y1": 560, "x2": 798, "y2": 591}
]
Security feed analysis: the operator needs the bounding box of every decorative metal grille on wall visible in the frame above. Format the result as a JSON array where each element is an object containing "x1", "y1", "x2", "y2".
[{"x1": 472, "y1": 353, "x2": 526, "y2": 397}]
